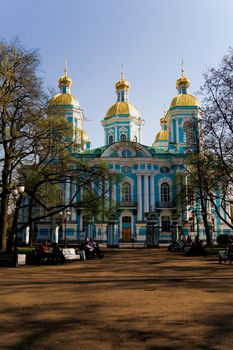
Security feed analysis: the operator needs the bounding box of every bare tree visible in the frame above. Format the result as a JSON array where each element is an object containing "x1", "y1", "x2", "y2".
[
  {"x1": 0, "y1": 38, "x2": 48, "y2": 250},
  {"x1": 0, "y1": 39, "x2": 118, "y2": 252}
]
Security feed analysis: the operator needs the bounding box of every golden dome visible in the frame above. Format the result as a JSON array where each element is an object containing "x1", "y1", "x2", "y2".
[
  {"x1": 58, "y1": 68, "x2": 72, "y2": 87},
  {"x1": 49, "y1": 93, "x2": 79, "y2": 106},
  {"x1": 115, "y1": 66, "x2": 130, "y2": 90},
  {"x1": 155, "y1": 129, "x2": 168, "y2": 141},
  {"x1": 176, "y1": 67, "x2": 190, "y2": 89},
  {"x1": 176, "y1": 75, "x2": 190, "y2": 89},
  {"x1": 115, "y1": 79, "x2": 130, "y2": 91},
  {"x1": 106, "y1": 102, "x2": 140, "y2": 118},
  {"x1": 58, "y1": 75, "x2": 72, "y2": 87},
  {"x1": 170, "y1": 94, "x2": 199, "y2": 108}
]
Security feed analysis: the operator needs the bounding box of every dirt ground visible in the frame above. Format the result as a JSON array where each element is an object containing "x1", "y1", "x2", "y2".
[{"x1": 0, "y1": 248, "x2": 232, "y2": 350}]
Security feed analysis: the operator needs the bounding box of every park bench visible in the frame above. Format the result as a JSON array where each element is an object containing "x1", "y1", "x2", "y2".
[
  {"x1": 219, "y1": 248, "x2": 233, "y2": 264},
  {"x1": 62, "y1": 248, "x2": 81, "y2": 262},
  {"x1": 0, "y1": 253, "x2": 26, "y2": 267}
]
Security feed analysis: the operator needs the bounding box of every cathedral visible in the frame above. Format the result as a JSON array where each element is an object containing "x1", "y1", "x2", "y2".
[{"x1": 28, "y1": 67, "x2": 231, "y2": 246}]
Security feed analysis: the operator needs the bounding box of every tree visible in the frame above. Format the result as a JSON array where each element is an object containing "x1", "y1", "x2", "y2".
[
  {"x1": 196, "y1": 49, "x2": 233, "y2": 233},
  {"x1": 200, "y1": 48, "x2": 233, "y2": 176},
  {"x1": 185, "y1": 153, "x2": 216, "y2": 246},
  {"x1": 0, "y1": 39, "x2": 118, "y2": 252},
  {"x1": 0, "y1": 38, "x2": 47, "y2": 251}
]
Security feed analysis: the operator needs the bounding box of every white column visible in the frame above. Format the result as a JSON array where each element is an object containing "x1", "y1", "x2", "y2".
[
  {"x1": 137, "y1": 174, "x2": 142, "y2": 221},
  {"x1": 115, "y1": 126, "x2": 117, "y2": 142},
  {"x1": 112, "y1": 179, "x2": 116, "y2": 203},
  {"x1": 176, "y1": 118, "x2": 179, "y2": 144},
  {"x1": 144, "y1": 174, "x2": 149, "y2": 213},
  {"x1": 150, "y1": 174, "x2": 154, "y2": 210}
]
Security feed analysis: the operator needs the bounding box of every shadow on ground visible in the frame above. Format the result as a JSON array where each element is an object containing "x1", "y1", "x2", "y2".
[{"x1": 0, "y1": 248, "x2": 232, "y2": 350}]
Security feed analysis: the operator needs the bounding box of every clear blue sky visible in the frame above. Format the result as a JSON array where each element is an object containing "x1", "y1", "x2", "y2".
[{"x1": 1, "y1": 0, "x2": 233, "y2": 148}]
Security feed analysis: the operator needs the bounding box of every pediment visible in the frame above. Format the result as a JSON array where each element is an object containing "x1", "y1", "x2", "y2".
[{"x1": 101, "y1": 141, "x2": 153, "y2": 158}]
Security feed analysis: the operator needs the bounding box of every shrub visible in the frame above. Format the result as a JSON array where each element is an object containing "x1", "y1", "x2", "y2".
[{"x1": 217, "y1": 234, "x2": 230, "y2": 245}]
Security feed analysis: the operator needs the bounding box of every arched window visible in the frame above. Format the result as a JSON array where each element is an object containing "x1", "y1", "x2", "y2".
[
  {"x1": 122, "y1": 149, "x2": 131, "y2": 158},
  {"x1": 109, "y1": 135, "x2": 113, "y2": 144},
  {"x1": 161, "y1": 216, "x2": 170, "y2": 232},
  {"x1": 122, "y1": 182, "x2": 131, "y2": 202},
  {"x1": 120, "y1": 134, "x2": 127, "y2": 142},
  {"x1": 183, "y1": 121, "x2": 195, "y2": 144},
  {"x1": 161, "y1": 182, "x2": 170, "y2": 202}
]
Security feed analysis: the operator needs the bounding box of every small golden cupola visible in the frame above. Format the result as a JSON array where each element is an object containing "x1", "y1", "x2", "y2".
[
  {"x1": 105, "y1": 66, "x2": 140, "y2": 119},
  {"x1": 48, "y1": 66, "x2": 90, "y2": 151},
  {"x1": 115, "y1": 68, "x2": 130, "y2": 92},
  {"x1": 176, "y1": 67, "x2": 190, "y2": 92},
  {"x1": 170, "y1": 68, "x2": 199, "y2": 109},
  {"x1": 58, "y1": 68, "x2": 73, "y2": 89},
  {"x1": 49, "y1": 67, "x2": 79, "y2": 107},
  {"x1": 102, "y1": 67, "x2": 144, "y2": 145},
  {"x1": 153, "y1": 111, "x2": 169, "y2": 149}
]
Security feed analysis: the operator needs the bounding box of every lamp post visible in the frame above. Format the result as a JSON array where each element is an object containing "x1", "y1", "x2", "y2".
[
  {"x1": 59, "y1": 211, "x2": 63, "y2": 244},
  {"x1": 63, "y1": 209, "x2": 71, "y2": 248},
  {"x1": 9, "y1": 184, "x2": 25, "y2": 255}
]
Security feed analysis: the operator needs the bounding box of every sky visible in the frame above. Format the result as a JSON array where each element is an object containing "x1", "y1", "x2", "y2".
[{"x1": 1, "y1": 0, "x2": 233, "y2": 148}]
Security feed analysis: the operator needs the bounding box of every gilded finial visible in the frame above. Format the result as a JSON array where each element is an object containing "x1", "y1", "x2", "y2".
[
  {"x1": 64, "y1": 58, "x2": 68, "y2": 76},
  {"x1": 115, "y1": 65, "x2": 130, "y2": 90},
  {"x1": 121, "y1": 64, "x2": 124, "y2": 80},
  {"x1": 181, "y1": 59, "x2": 184, "y2": 77},
  {"x1": 163, "y1": 104, "x2": 166, "y2": 116},
  {"x1": 160, "y1": 105, "x2": 167, "y2": 124},
  {"x1": 176, "y1": 60, "x2": 190, "y2": 90},
  {"x1": 58, "y1": 59, "x2": 72, "y2": 87}
]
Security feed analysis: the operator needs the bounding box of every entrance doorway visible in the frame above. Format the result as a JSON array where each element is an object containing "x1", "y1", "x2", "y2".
[{"x1": 122, "y1": 216, "x2": 132, "y2": 242}]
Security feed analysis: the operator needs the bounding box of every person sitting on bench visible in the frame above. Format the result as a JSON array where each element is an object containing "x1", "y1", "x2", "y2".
[{"x1": 52, "y1": 243, "x2": 66, "y2": 264}]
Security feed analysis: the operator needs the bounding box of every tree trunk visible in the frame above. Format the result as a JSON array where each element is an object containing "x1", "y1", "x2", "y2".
[
  {"x1": 195, "y1": 157, "x2": 211, "y2": 246},
  {"x1": 199, "y1": 191, "x2": 211, "y2": 246},
  {"x1": 28, "y1": 199, "x2": 34, "y2": 247},
  {"x1": 0, "y1": 190, "x2": 9, "y2": 251},
  {"x1": 7, "y1": 196, "x2": 22, "y2": 253}
]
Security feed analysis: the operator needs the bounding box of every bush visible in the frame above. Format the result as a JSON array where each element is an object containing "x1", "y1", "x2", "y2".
[
  {"x1": 217, "y1": 234, "x2": 231, "y2": 245},
  {"x1": 186, "y1": 244, "x2": 205, "y2": 256}
]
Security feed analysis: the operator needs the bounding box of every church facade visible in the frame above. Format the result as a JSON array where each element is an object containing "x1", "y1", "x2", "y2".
[{"x1": 31, "y1": 68, "x2": 231, "y2": 246}]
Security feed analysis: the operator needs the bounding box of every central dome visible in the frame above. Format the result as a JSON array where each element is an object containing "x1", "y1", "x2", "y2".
[
  {"x1": 106, "y1": 101, "x2": 140, "y2": 118},
  {"x1": 49, "y1": 93, "x2": 79, "y2": 106}
]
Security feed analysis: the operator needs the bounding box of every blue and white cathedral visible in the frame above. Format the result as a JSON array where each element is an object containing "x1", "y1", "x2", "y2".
[{"x1": 33, "y1": 67, "x2": 231, "y2": 246}]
